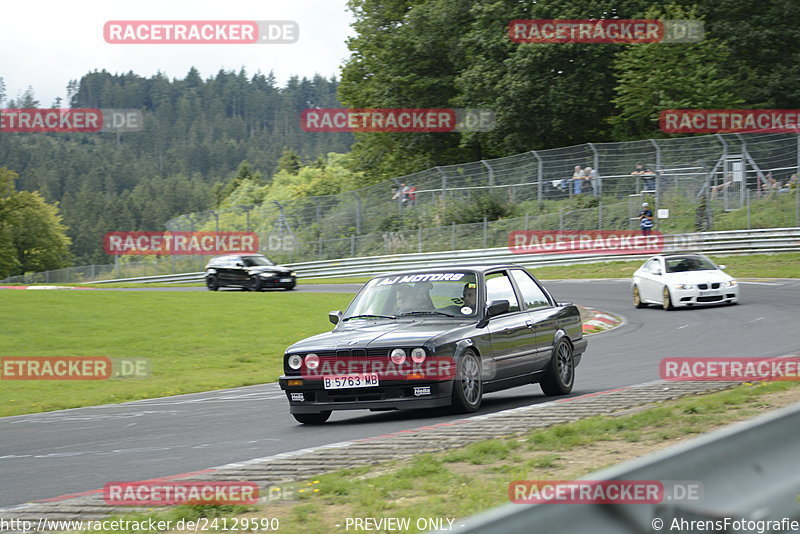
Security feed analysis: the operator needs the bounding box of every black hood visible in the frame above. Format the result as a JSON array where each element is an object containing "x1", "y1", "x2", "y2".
[{"x1": 286, "y1": 320, "x2": 468, "y2": 352}]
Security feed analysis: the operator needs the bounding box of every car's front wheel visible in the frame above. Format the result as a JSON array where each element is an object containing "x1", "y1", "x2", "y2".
[
  {"x1": 205, "y1": 276, "x2": 219, "y2": 291},
  {"x1": 540, "y1": 338, "x2": 574, "y2": 396},
  {"x1": 632, "y1": 286, "x2": 647, "y2": 308},
  {"x1": 662, "y1": 286, "x2": 675, "y2": 311},
  {"x1": 250, "y1": 275, "x2": 263, "y2": 292},
  {"x1": 292, "y1": 411, "x2": 331, "y2": 425},
  {"x1": 451, "y1": 350, "x2": 482, "y2": 413}
]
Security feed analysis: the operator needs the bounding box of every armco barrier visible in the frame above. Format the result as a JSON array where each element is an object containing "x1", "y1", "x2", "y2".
[
  {"x1": 85, "y1": 227, "x2": 800, "y2": 284},
  {"x1": 444, "y1": 400, "x2": 800, "y2": 534}
]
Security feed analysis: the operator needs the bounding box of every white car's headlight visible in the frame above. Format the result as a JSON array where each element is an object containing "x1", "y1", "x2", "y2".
[
  {"x1": 290, "y1": 272, "x2": 297, "y2": 277},
  {"x1": 725, "y1": 280, "x2": 737, "y2": 287},
  {"x1": 675, "y1": 284, "x2": 693, "y2": 290}
]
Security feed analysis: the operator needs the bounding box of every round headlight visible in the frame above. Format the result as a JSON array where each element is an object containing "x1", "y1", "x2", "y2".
[
  {"x1": 305, "y1": 353, "x2": 320, "y2": 369},
  {"x1": 390, "y1": 348, "x2": 406, "y2": 365},
  {"x1": 411, "y1": 348, "x2": 426, "y2": 363},
  {"x1": 287, "y1": 354, "x2": 303, "y2": 370}
]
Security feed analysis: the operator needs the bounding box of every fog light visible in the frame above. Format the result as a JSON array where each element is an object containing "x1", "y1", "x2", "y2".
[
  {"x1": 287, "y1": 354, "x2": 302, "y2": 370},
  {"x1": 411, "y1": 348, "x2": 426, "y2": 363},
  {"x1": 390, "y1": 348, "x2": 406, "y2": 365},
  {"x1": 305, "y1": 353, "x2": 320, "y2": 369}
]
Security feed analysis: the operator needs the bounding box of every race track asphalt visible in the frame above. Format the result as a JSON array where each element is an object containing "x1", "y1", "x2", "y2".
[{"x1": 1, "y1": 279, "x2": 798, "y2": 508}]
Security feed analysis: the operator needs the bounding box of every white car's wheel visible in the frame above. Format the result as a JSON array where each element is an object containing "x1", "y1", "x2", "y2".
[
  {"x1": 662, "y1": 286, "x2": 675, "y2": 311},
  {"x1": 633, "y1": 286, "x2": 647, "y2": 308}
]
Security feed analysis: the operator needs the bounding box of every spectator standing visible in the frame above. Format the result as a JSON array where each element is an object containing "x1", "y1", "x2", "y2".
[
  {"x1": 638, "y1": 202, "x2": 654, "y2": 236},
  {"x1": 407, "y1": 184, "x2": 417, "y2": 206},
  {"x1": 642, "y1": 166, "x2": 657, "y2": 191},
  {"x1": 399, "y1": 183, "x2": 409, "y2": 206},
  {"x1": 584, "y1": 166, "x2": 597, "y2": 194},
  {"x1": 572, "y1": 165, "x2": 586, "y2": 194}
]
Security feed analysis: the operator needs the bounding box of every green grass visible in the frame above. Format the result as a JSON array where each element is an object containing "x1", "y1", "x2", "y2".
[{"x1": 0, "y1": 291, "x2": 353, "y2": 417}]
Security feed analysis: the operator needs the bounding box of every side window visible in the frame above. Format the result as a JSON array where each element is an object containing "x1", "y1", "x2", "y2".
[
  {"x1": 645, "y1": 258, "x2": 661, "y2": 273},
  {"x1": 510, "y1": 269, "x2": 550, "y2": 309},
  {"x1": 485, "y1": 272, "x2": 521, "y2": 313}
]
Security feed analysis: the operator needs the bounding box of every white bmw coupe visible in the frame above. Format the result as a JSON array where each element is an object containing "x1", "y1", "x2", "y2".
[{"x1": 632, "y1": 254, "x2": 739, "y2": 310}]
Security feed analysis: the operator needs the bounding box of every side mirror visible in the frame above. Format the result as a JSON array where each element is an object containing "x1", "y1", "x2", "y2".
[
  {"x1": 719, "y1": 265, "x2": 727, "y2": 270},
  {"x1": 235, "y1": 262, "x2": 244, "y2": 268},
  {"x1": 329, "y1": 310, "x2": 342, "y2": 325},
  {"x1": 486, "y1": 300, "x2": 510, "y2": 317}
]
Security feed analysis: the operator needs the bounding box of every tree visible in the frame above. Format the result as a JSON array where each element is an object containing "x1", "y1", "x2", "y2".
[
  {"x1": 276, "y1": 148, "x2": 302, "y2": 175},
  {"x1": 609, "y1": 5, "x2": 744, "y2": 139},
  {"x1": 0, "y1": 168, "x2": 72, "y2": 278}
]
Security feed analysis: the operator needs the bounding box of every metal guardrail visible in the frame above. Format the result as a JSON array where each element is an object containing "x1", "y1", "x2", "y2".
[
  {"x1": 443, "y1": 398, "x2": 800, "y2": 534},
  {"x1": 85, "y1": 227, "x2": 800, "y2": 284}
]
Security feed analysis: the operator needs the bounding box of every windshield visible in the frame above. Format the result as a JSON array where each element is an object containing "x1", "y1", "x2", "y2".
[
  {"x1": 242, "y1": 255, "x2": 274, "y2": 267},
  {"x1": 343, "y1": 271, "x2": 479, "y2": 320},
  {"x1": 665, "y1": 256, "x2": 717, "y2": 273}
]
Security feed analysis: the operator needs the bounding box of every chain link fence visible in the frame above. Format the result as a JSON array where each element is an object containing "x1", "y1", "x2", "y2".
[{"x1": 4, "y1": 131, "x2": 799, "y2": 283}]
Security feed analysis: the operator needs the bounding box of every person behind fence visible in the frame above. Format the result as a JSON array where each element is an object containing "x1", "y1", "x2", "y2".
[
  {"x1": 584, "y1": 166, "x2": 597, "y2": 193},
  {"x1": 710, "y1": 173, "x2": 734, "y2": 200},
  {"x1": 407, "y1": 184, "x2": 417, "y2": 206},
  {"x1": 638, "y1": 202, "x2": 654, "y2": 236},
  {"x1": 399, "y1": 182, "x2": 409, "y2": 205},
  {"x1": 572, "y1": 165, "x2": 586, "y2": 194},
  {"x1": 642, "y1": 166, "x2": 657, "y2": 191}
]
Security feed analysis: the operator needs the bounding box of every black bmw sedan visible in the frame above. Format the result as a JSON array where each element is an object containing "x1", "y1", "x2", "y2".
[
  {"x1": 279, "y1": 265, "x2": 587, "y2": 424},
  {"x1": 204, "y1": 254, "x2": 296, "y2": 291}
]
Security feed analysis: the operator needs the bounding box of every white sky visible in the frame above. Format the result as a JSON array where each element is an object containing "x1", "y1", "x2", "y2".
[{"x1": 0, "y1": 0, "x2": 355, "y2": 106}]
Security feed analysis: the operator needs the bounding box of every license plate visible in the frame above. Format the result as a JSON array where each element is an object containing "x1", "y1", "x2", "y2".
[
  {"x1": 323, "y1": 374, "x2": 379, "y2": 389},
  {"x1": 280, "y1": 278, "x2": 292, "y2": 282},
  {"x1": 699, "y1": 290, "x2": 720, "y2": 296}
]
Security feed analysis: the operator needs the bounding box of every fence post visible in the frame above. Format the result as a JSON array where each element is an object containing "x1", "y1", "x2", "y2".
[
  {"x1": 352, "y1": 192, "x2": 362, "y2": 234},
  {"x1": 746, "y1": 188, "x2": 751, "y2": 229},
  {"x1": 650, "y1": 138, "x2": 661, "y2": 204},
  {"x1": 530, "y1": 151, "x2": 543, "y2": 204},
  {"x1": 559, "y1": 208, "x2": 564, "y2": 231},
  {"x1": 418, "y1": 226, "x2": 423, "y2": 253},
  {"x1": 483, "y1": 217, "x2": 488, "y2": 248},
  {"x1": 451, "y1": 222, "x2": 456, "y2": 250},
  {"x1": 524, "y1": 213, "x2": 529, "y2": 231},
  {"x1": 796, "y1": 184, "x2": 799, "y2": 227},
  {"x1": 436, "y1": 166, "x2": 447, "y2": 210},
  {"x1": 481, "y1": 160, "x2": 495, "y2": 187},
  {"x1": 598, "y1": 200, "x2": 603, "y2": 230},
  {"x1": 350, "y1": 234, "x2": 355, "y2": 257}
]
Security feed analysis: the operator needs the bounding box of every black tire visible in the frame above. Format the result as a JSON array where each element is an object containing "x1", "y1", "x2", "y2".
[
  {"x1": 451, "y1": 350, "x2": 483, "y2": 413},
  {"x1": 632, "y1": 285, "x2": 647, "y2": 308},
  {"x1": 292, "y1": 411, "x2": 331, "y2": 425},
  {"x1": 205, "y1": 276, "x2": 219, "y2": 291},
  {"x1": 540, "y1": 339, "x2": 575, "y2": 396},
  {"x1": 249, "y1": 275, "x2": 263, "y2": 292},
  {"x1": 284, "y1": 284, "x2": 295, "y2": 291},
  {"x1": 662, "y1": 286, "x2": 675, "y2": 310}
]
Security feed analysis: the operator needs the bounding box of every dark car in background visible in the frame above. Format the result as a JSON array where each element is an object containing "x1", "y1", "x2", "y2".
[
  {"x1": 279, "y1": 265, "x2": 587, "y2": 424},
  {"x1": 205, "y1": 254, "x2": 296, "y2": 291}
]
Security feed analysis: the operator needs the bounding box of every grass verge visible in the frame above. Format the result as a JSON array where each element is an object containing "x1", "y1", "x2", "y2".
[
  {"x1": 74, "y1": 381, "x2": 800, "y2": 534},
  {"x1": 0, "y1": 291, "x2": 352, "y2": 417}
]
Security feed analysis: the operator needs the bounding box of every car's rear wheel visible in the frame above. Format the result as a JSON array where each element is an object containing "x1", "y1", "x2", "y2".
[
  {"x1": 206, "y1": 276, "x2": 219, "y2": 291},
  {"x1": 632, "y1": 286, "x2": 647, "y2": 308},
  {"x1": 541, "y1": 338, "x2": 574, "y2": 396},
  {"x1": 250, "y1": 275, "x2": 263, "y2": 292},
  {"x1": 292, "y1": 411, "x2": 331, "y2": 425},
  {"x1": 662, "y1": 286, "x2": 675, "y2": 310},
  {"x1": 451, "y1": 350, "x2": 482, "y2": 413}
]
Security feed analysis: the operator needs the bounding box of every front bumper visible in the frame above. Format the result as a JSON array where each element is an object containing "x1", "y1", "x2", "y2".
[
  {"x1": 671, "y1": 285, "x2": 739, "y2": 307},
  {"x1": 257, "y1": 275, "x2": 296, "y2": 288},
  {"x1": 279, "y1": 376, "x2": 453, "y2": 414}
]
